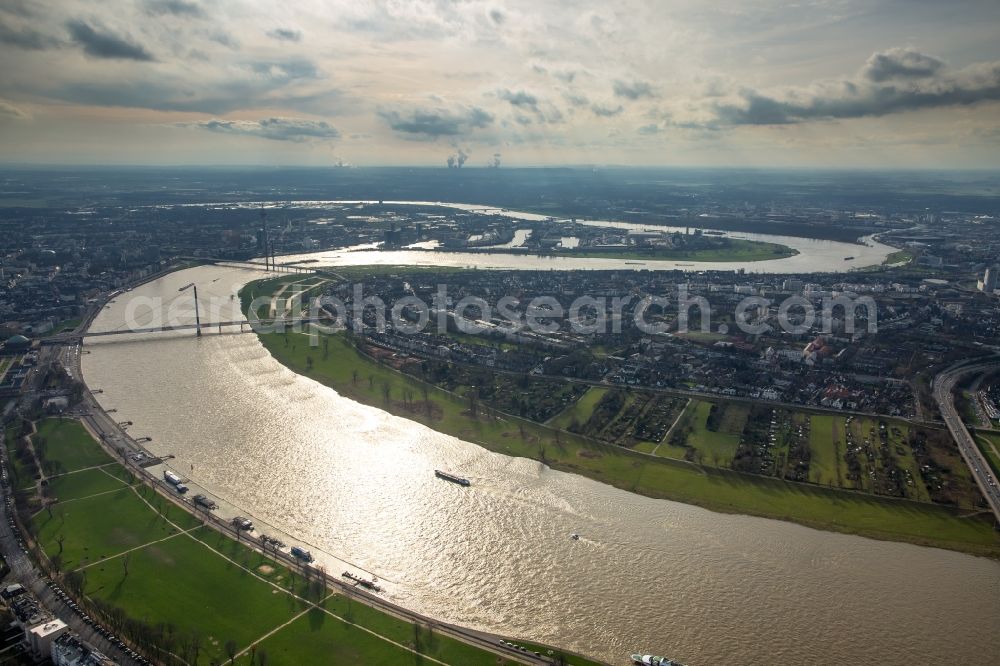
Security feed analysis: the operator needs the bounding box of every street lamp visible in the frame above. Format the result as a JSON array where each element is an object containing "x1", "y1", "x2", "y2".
[{"x1": 179, "y1": 282, "x2": 202, "y2": 337}]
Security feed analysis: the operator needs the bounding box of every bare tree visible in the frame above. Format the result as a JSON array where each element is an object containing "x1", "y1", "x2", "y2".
[{"x1": 466, "y1": 389, "x2": 478, "y2": 418}]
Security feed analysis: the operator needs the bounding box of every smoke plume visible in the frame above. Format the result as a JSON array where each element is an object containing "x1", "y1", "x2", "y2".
[{"x1": 447, "y1": 148, "x2": 469, "y2": 168}]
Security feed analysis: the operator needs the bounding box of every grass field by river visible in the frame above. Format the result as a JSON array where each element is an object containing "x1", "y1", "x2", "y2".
[
  {"x1": 34, "y1": 418, "x2": 114, "y2": 474},
  {"x1": 24, "y1": 418, "x2": 593, "y2": 666},
  {"x1": 46, "y1": 467, "x2": 131, "y2": 502},
  {"x1": 677, "y1": 400, "x2": 745, "y2": 463},
  {"x1": 883, "y1": 249, "x2": 914, "y2": 265},
  {"x1": 549, "y1": 386, "x2": 609, "y2": 428},
  {"x1": 252, "y1": 320, "x2": 1000, "y2": 557},
  {"x1": 808, "y1": 414, "x2": 841, "y2": 486}
]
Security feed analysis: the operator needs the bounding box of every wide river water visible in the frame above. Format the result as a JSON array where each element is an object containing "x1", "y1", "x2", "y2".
[{"x1": 82, "y1": 206, "x2": 999, "y2": 665}]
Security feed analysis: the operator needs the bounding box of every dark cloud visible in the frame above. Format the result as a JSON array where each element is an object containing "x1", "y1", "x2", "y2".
[
  {"x1": 191, "y1": 117, "x2": 339, "y2": 142},
  {"x1": 613, "y1": 79, "x2": 655, "y2": 100},
  {"x1": 380, "y1": 105, "x2": 494, "y2": 138},
  {"x1": 0, "y1": 20, "x2": 59, "y2": 50},
  {"x1": 248, "y1": 59, "x2": 319, "y2": 82},
  {"x1": 66, "y1": 20, "x2": 154, "y2": 61},
  {"x1": 207, "y1": 30, "x2": 239, "y2": 49},
  {"x1": 498, "y1": 88, "x2": 539, "y2": 112},
  {"x1": 564, "y1": 93, "x2": 589, "y2": 107},
  {"x1": 714, "y1": 93, "x2": 797, "y2": 125},
  {"x1": 713, "y1": 50, "x2": 1000, "y2": 125},
  {"x1": 267, "y1": 28, "x2": 302, "y2": 42},
  {"x1": 47, "y1": 60, "x2": 326, "y2": 111},
  {"x1": 144, "y1": 0, "x2": 204, "y2": 18},
  {"x1": 862, "y1": 48, "x2": 943, "y2": 82},
  {"x1": 637, "y1": 123, "x2": 661, "y2": 134},
  {"x1": 591, "y1": 103, "x2": 624, "y2": 117},
  {"x1": 489, "y1": 9, "x2": 505, "y2": 25},
  {"x1": 497, "y1": 88, "x2": 564, "y2": 124},
  {"x1": 533, "y1": 64, "x2": 577, "y2": 83},
  {"x1": 47, "y1": 75, "x2": 342, "y2": 115},
  {"x1": 0, "y1": 1, "x2": 34, "y2": 18},
  {"x1": 50, "y1": 80, "x2": 232, "y2": 113}
]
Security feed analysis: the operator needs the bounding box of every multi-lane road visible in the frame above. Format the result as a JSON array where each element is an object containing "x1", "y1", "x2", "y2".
[{"x1": 933, "y1": 360, "x2": 1000, "y2": 524}]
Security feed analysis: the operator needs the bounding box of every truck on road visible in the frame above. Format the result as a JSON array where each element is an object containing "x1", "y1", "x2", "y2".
[
  {"x1": 193, "y1": 494, "x2": 218, "y2": 510},
  {"x1": 290, "y1": 546, "x2": 313, "y2": 562}
]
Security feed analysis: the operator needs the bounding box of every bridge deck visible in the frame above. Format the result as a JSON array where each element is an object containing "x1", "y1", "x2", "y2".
[{"x1": 43, "y1": 317, "x2": 334, "y2": 342}]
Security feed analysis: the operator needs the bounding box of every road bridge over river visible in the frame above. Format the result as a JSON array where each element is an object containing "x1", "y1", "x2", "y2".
[
  {"x1": 43, "y1": 316, "x2": 336, "y2": 344},
  {"x1": 178, "y1": 256, "x2": 317, "y2": 273}
]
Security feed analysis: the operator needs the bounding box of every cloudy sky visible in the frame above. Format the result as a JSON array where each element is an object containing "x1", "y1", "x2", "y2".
[{"x1": 1, "y1": 0, "x2": 1000, "y2": 168}]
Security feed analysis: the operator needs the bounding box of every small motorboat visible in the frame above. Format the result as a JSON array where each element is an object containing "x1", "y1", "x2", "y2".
[{"x1": 631, "y1": 654, "x2": 678, "y2": 666}]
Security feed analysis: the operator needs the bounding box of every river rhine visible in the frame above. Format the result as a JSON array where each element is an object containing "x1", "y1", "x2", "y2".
[{"x1": 81, "y1": 207, "x2": 1000, "y2": 665}]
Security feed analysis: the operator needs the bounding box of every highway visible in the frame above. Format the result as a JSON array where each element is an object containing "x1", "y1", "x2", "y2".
[{"x1": 933, "y1": 360, "x2": 1000, "y2": 524}]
